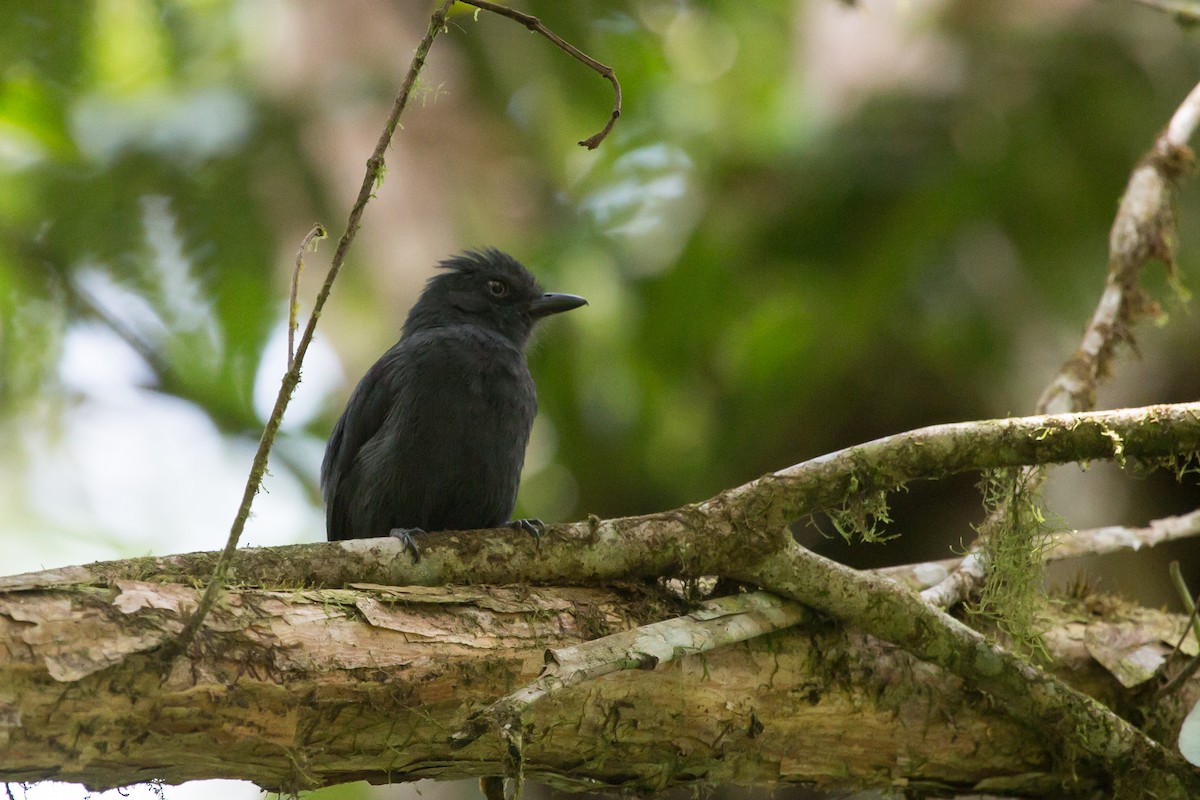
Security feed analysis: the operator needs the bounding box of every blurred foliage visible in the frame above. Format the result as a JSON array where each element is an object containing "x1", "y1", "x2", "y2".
[
  {"x1": 2, "y1": 1, "x2": 1200, "y2": 572},
  {"x1": 4, "y1": 2, "x2": 1200, "y2": 799}
]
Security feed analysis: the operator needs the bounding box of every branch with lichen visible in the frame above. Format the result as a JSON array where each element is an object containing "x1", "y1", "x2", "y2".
[
  {"x1": 920, "y1": 76, "x2": 1200, "y2": 613},
  {"x1": 4, "y1": 579, "x2": 1196, "y2": 795},
  {"x1": 6, "y1": 401, "x2": 1200, "y2": 596},
  {"x1": 4, "y1": 402, "x2": 1200, "y2": 795},
  {"x1": 963, "y1": 468, "x2": 1055, "y2": 656},
  {"x1": 880, "y1": 506, "x2": 1200, "y2": 590},
  {"x1": 739, "y1": 543, "x2": 1200, "y2": 797}
]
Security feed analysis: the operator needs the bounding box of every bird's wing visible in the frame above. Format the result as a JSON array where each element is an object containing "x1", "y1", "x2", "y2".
[
  {"x1": 322, "y1": 327, "x2": 534, "y2": 539},
  {"x1": 321, "y1": 343, "x2": 407, "y2": 540}
]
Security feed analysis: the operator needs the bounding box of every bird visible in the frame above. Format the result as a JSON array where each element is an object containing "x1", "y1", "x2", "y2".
[{"x1": 320, "y1": 248, "x2": 586, "y2": 552}]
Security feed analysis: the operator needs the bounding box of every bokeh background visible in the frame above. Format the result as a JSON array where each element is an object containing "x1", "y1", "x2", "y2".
[{"x1": 3, "y1": 1, "x2": 1200, "y2": 799}]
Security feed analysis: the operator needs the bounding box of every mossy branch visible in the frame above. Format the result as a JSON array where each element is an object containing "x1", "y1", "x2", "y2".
[
  {"x1": 740, "y1": 544, "x2": 1200, "y2": 798},
  {"x1": 4, "y1": 402, "x2": 1200, "y2": 795},
  {"x1": 5, "y1": 580, "x2": 1197, "y2": 794},
  {"x1": 924, "y1": 74, "x2": 1200, "y2": 611},
  {"x1": 5, "y1": 401, "x2": 1198, "y2": 596}
]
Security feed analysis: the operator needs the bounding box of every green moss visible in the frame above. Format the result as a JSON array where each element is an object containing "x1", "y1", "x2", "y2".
[
  {"x1": 827, "y1": 481, "x2": 897, "y2": 544},
  {"x1": 967, "y1": 468, "x2": 1055, "y2": 660}
]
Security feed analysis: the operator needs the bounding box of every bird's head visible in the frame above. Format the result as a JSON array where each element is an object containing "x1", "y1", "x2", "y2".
[{"x1": 403, "y1": 249, "x2": 587, "y2": 346}]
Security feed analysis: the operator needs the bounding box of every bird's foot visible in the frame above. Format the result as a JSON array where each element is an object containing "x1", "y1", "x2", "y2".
[
  {"x1": 388, "y1": 527, "x2": 426, "y2": 562},
  {"x1": 507, "y1": 518, "x2": 544, "y2": 542}
]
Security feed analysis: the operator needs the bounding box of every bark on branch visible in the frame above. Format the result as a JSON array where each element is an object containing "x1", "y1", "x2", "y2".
[
  {"x1": 3, "y1": 401, "x2": 1200, "y2": 796},
  {"x1": 6, "y1": 401, "x2": 1199, "y2": 594},
  {"x1": 2, "y1": 580, "x2": 1197, "y2": 796}
]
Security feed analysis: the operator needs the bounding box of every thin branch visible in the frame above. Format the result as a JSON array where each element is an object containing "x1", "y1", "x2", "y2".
[
  {"x1": 922, "y1": 74, "x2": 1200, "y2": 610},
  {"x1": 171, "y1": 0, "x2": 457, "y2": 656},
  {"x1": 1157, "y1": 652, "x2": 1200, "y2": 700},
  {"x1": 1171, "y1": 560, "x2": 1199, "y2": 634},
  {"x1": 456, "y1": 0, "x2": 621, "y2": 149},
  {"x1": 1130, "y1": 0, "x2": 1200, "y2": 23},
  {"x1": 1045, "y1": 509, "x2": 1200, "y2": 560},
  {"x1": 1164, "y1": 78, "x2": 1200, "y2": 148},
  {"x1": 451, "y1": 591, "x2": 809, "y2": 748},
  {"x1": 880, "y1": 508, "x2": 1200, "y2": 589},
  {"x1": 288, "y1": 224, "x2": 326, "y2": 368},
  {"x1": 174, "y1": 0, "x2": 623, "y2": 655}
]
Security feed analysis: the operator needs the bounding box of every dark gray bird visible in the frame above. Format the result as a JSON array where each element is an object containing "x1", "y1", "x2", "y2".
[{"x1": 321, "y1": 249, "x2": 586, "y2": 548}]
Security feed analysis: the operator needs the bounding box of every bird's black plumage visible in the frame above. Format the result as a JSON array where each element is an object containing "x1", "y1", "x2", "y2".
[{"x1": 321, "y1": 249, "x2": 586, "y2": 542}]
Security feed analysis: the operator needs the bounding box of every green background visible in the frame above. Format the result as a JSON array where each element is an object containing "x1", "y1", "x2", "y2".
[{"x1": 2, "y1": 2, "x2": 1199, "y2": 799}]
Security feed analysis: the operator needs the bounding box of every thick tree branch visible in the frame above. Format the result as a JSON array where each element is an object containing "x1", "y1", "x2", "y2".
[
  {"x1": 4, "y1": 401, "x2": 1199, "y2": 595},
  {"x1": 738, "y1": 545, "x2": 1200, "y2": 797},
  {"x1": 2, "y1": 580, "x2": 1196, "y2": 796},
  {"x1": 3, "y1": 404, "x2": 1199, "y2": 795}
]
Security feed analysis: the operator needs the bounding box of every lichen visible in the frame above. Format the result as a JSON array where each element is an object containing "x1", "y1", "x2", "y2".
[
  {"x1": 827, "y1": 482, "x2": 897, "y2": 545},
  {"x1": 967, "y1": 468, "x2": 1056, "y2": 660}
]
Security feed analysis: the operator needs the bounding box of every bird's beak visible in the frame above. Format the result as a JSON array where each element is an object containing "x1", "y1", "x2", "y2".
[{"x1": 528, "y1": 292, "x2": 588, "y2": 319}]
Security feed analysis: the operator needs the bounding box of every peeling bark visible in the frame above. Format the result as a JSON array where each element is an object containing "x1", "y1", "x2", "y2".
[
  {"x1": 1, "y1": 579, "x2": 1196, "y2": 797},
  {"x1": 4, "y1": 404, "x2": 1200, "y2": 796}
]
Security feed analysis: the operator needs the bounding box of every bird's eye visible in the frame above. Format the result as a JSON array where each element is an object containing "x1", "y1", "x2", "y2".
[{"x1": 486, "y1": 280, "x2": 508, "y2": 297}]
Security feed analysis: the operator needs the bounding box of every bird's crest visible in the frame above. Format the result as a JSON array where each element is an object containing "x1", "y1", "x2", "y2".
[{"x1": 437, "y1": 248, "x2": 532, "y2": 282}]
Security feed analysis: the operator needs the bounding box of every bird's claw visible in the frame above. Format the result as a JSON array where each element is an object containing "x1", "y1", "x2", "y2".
[
  {"x1": 388, "y1": 527, "x2": 425, "y2": 562},
  {"x1": 507, "y1": 518, "x2": 544, "y2": 542}
]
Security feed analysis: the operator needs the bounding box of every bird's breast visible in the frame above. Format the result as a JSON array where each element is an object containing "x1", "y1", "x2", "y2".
[{"x1": 405, "y1": 326, "x2": 537, "y2": 434}]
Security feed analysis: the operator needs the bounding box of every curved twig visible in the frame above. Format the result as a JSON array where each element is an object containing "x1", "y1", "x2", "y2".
[
  {"x1": 288, "y1": 224, "x2": 327, "y2": 369},
  {"x1": 456, "y1": 0, "x2": 621, "y2": 148}
]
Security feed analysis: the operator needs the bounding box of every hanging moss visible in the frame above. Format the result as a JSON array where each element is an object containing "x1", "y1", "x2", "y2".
[{"x1": 967, "y1": 468, "x2": 1056, "y2": 660}]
